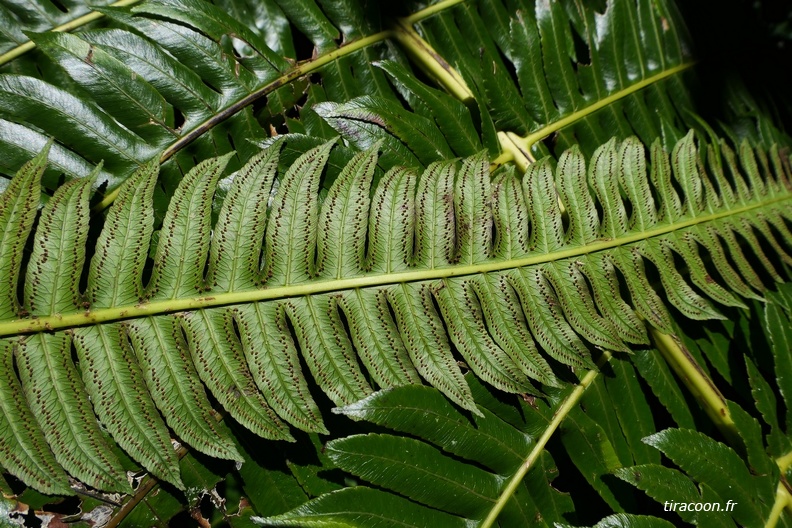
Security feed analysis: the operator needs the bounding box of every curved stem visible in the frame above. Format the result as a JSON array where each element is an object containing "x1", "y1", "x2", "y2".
[
  {"x1": 0, "y1": 0, "x2": 142, "y2": 67},
  {"x1": 766, "y1": 483, "x2": 791, "y2": 528},
  {"x1": 481, "y1": 352, "x2": 612, "y2": 528},
  {"x1": 778, "y1": 451, "x2": 792, "y2": 474},
  {"x1": 493, "y1": 63, "x2": 696, "y2": 166},
  {"x1": 648, "y1": 327, "x2": 740, "y2": 446},
  {"x1": 404, "y1": 0, "x2": 468, "y2": 24},
  {"x1": 392, "y1": 20, "x2": 473, "y2": 103}
]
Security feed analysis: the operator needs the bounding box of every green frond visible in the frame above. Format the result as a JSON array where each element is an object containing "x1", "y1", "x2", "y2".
[{"x1": 0, "y1": 129, "x2": 790, "y2": 495}]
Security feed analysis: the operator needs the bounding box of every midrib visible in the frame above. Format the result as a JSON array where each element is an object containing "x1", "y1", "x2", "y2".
[{"x1": 1, "y1": 192, "x2": 788, "y2": 337}]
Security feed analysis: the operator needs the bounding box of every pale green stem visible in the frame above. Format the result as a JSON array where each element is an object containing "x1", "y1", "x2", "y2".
[
  {"x1": 649, "y1": 326, "x2": 740, "y2": 446},
  {"x1": 4, "y1": 193, "x2": 789, "y2": 337},
  {"x1": 481, "y1": 351, "x2": 612, "y2": 528},
  {"x1": 766, "y1": 484, "x2": 792, "y2": 528},
  {"x1": 404, "y1": 0, "x2": 469, "y2": 24},
  {"x1": 496, "y1": 132, "x2": 534, "y2": 173},
  {"x1": 0, "y1": 0, "x2": 142, "y2": 66},
  {"x1": 650, "y1": 319, "x2": 792, "y2": 525},
  {"x1": 778, "y1": 451, "x2": 792, "y2": 473},
  {"x1": 392, "y1": 20, "x2": 474, "y2": 103},
  {"x1": 492, "y1": 62, "x2": 696, "y2": 166}
]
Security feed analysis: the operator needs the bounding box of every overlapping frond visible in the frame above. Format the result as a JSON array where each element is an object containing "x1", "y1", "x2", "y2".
[
  {"x1": 0, "y1": 0, "x2": 404, "y2": 200},
  {"x1": 0, "y1": 0, "x2": 122, "y2": 57},
  {"x1": 318, "y1": 0, "x2": 700, "y2": 164},
  {"x1": 0, "y1": 130, "x2": 790, "y2": 494}
]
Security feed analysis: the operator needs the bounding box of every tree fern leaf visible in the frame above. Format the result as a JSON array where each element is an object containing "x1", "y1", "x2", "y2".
[
  {"x1": 316, "y1": 97, "x2": 455, "y2": 166},
  {"x1": 605, "y1": 357, "x2": 660, "y2": 465},
  {"x1": 491, "y1": 168, "x2": 530, "y2": 259},
  {"x1": 728, "y1": 218, "x2": 784, "y2": 282},
  {"x1": 31, "y1": 31, "x2": 175, "y2": 144},
  {"x1": 434, "y1": 278, "x2": 531, "y2": 394},
  {"x1": 72, "y1": 323, "x2": 183, "y2": 489},
  {"x1": 642, "y1": 240, "x2": 725, "y2": 320},
  {"x1": 316, "y1": 145, "x2": 378, "y2": 280},
  {"x1": 2, "y1": 131, "x2": 791, "y2": 499},
  {"x1": 706, "y1": 143, "x2": 737, "y2": 205},
  {"x1": 579, "y1": 254, "x2": 649, "y2": 345},
  {"x1": 0, "y1": 340, "x2": 71, "y2": 496},
  {"x1": 80, "y1": 28, "x2": 222, "y2": 121},
  {"x1": 326, "y1": 433, "x2": 500, "y2": 518},
  {"x1": 455, "y1": 151, "x2": 493, "y2": 264},
  {"x1": 24, "y1": 175, "x2": 92, "y2": 314},
  {"x1": 15, "y1": 172, "x2": 130, "y2": 491},
  {"x1": 255, "y1": 486, "x2": 470, "y2": 528},
  {"x1": 181, "y1": 308, "x2": 292, "y2": 441},
  {"x1": 126, "y1": 316, "x2": 241, "y2": 461},
  {"x1": 643, "y1": 428, "x2": 768, "y2": 527},
  {"x1": 0, "y1": 118, "x2": 112, "y2": 190},
  {"x1": 729, "y1": 395, "x2": 777, "y2": 482},
  {"x1": 367, "y1": 167, "x2": 415, "y2": 274},
  {"x1": 415, "y1": 160, "x2": 456, "y2": 268},
  {"x1": 717, "y1": 225, "x2": 769, "y2": 292},
  {"x1": 762, "y1": 291, "x2": 792, "y2": 433},
  {"x1": 378, "y1": 60, "x2": 482, "y2": 158},
  {"x1": 721, "y1": 141, "x2": 755, "y2": 204},
  {"x1": 149, "y1": 153, "x2": 233, "y2": 300},
  {"x1": 768, "y1": 144, "x2": 791, "y2": 191},
  {"x1": 0, "y1": 75, "x2": 156, "y2": 175},
  {"x1": 525, "y1": 159, "x2": 564, "y2": 253},
  {"x1": 671, "y1": 132, "x2": 705, "y2": 216},
  {"x1": 536, "y1": 0, "x2": 583, "y2": 115},
  {"x1": 208, "y1": 141, "x2": 281, "y2": 292},
  {"x1": 615, "y1": 464, "x2": 701, "y2": 525},
  {"x1": 591, "y1": 139, "x2": 630, "y2": 239},
  {"x1": 0, "y1": 144, "x2": 46, "y2": 320},
  {"x1": 270, "y1": 0, "x2": 338, "y2": 53},
  {"x1": 667, "y1": 234, "x2": 747, "y2": 309},
  {"x1": 16, "y1": 334, "x2": 129, "y2": 492},
  {"x1": 98, "y1": 6, "x2": 257, "y2": 94},
  {"x1": 386, "y1": 283, "x2": 477, "y2": 415},
  {"x1": 337, "y1": 385, "x2": 531, "y2": 475},
  {"x1": 509, "y1": 267, "x2": 595, "y2": 370},
  {"x1": 285, "y1": 295, "x2": 372, "y2": 406},
  {"x1": 691, "y1": 225, "x2": 764, "y2": 300},
  {"x1": 131, "y1": 0, "x2": 289, "y2": 78},
  {"x1": 649, "y1": 139, "x2": 683, "y2": 223},
  {"x1": 86, "y1": 160, "x2": 156, "y2": 308},
  {"x1": 0, "y1": 0, "x2": 118, "y2": 57},
  {"x1": 752, "y1": 214, "x2": 792, "y2": 267},
  {"x1": 264, "y1": 141, "x2": 335, "y2": 285},
  {"x1": 89, "y1": 160, "x2": 240, "y2": 461},
  {"x1": 504, "y1": 11, "x2": 556, "y2": 124},
  {"x1": 234, "y1": 302, "x2": 326, "y2": 433},
  {"x1": 471, "y1": 274, "x2": 558, "y2": 387},
  {"x1": 738, "y1": 140, "x2": 768, "y2": 198},
  {"x1": 338, "y1": 288, "x2": 421, "y2": 388},
  {"x1": 556, "y1": 146, "x2": 599, "y2": 246},
  {"x1": 619, "y1": 137, "x2": 658, "y2": 231},
  {"x1": 611, "y1": 248, "x2": 674, "y2": 334},
  {"x1": 544, "y1": 261, "x2": 628, "y2": 352}
]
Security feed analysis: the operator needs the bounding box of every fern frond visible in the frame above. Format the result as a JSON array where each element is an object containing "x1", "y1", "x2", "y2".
[{"x1": 0, "y1": 131, "x2": 790, "y2": 493}]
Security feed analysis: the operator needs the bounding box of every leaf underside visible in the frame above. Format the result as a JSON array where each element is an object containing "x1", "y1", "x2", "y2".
[{"x1": 0, "y1": 130, "x2": 790, "y2": 494}]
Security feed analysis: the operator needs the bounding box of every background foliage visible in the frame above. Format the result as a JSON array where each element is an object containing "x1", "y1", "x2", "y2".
[{"x1": 0, "y1": 0, "x2": 790, "y2": 527}]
